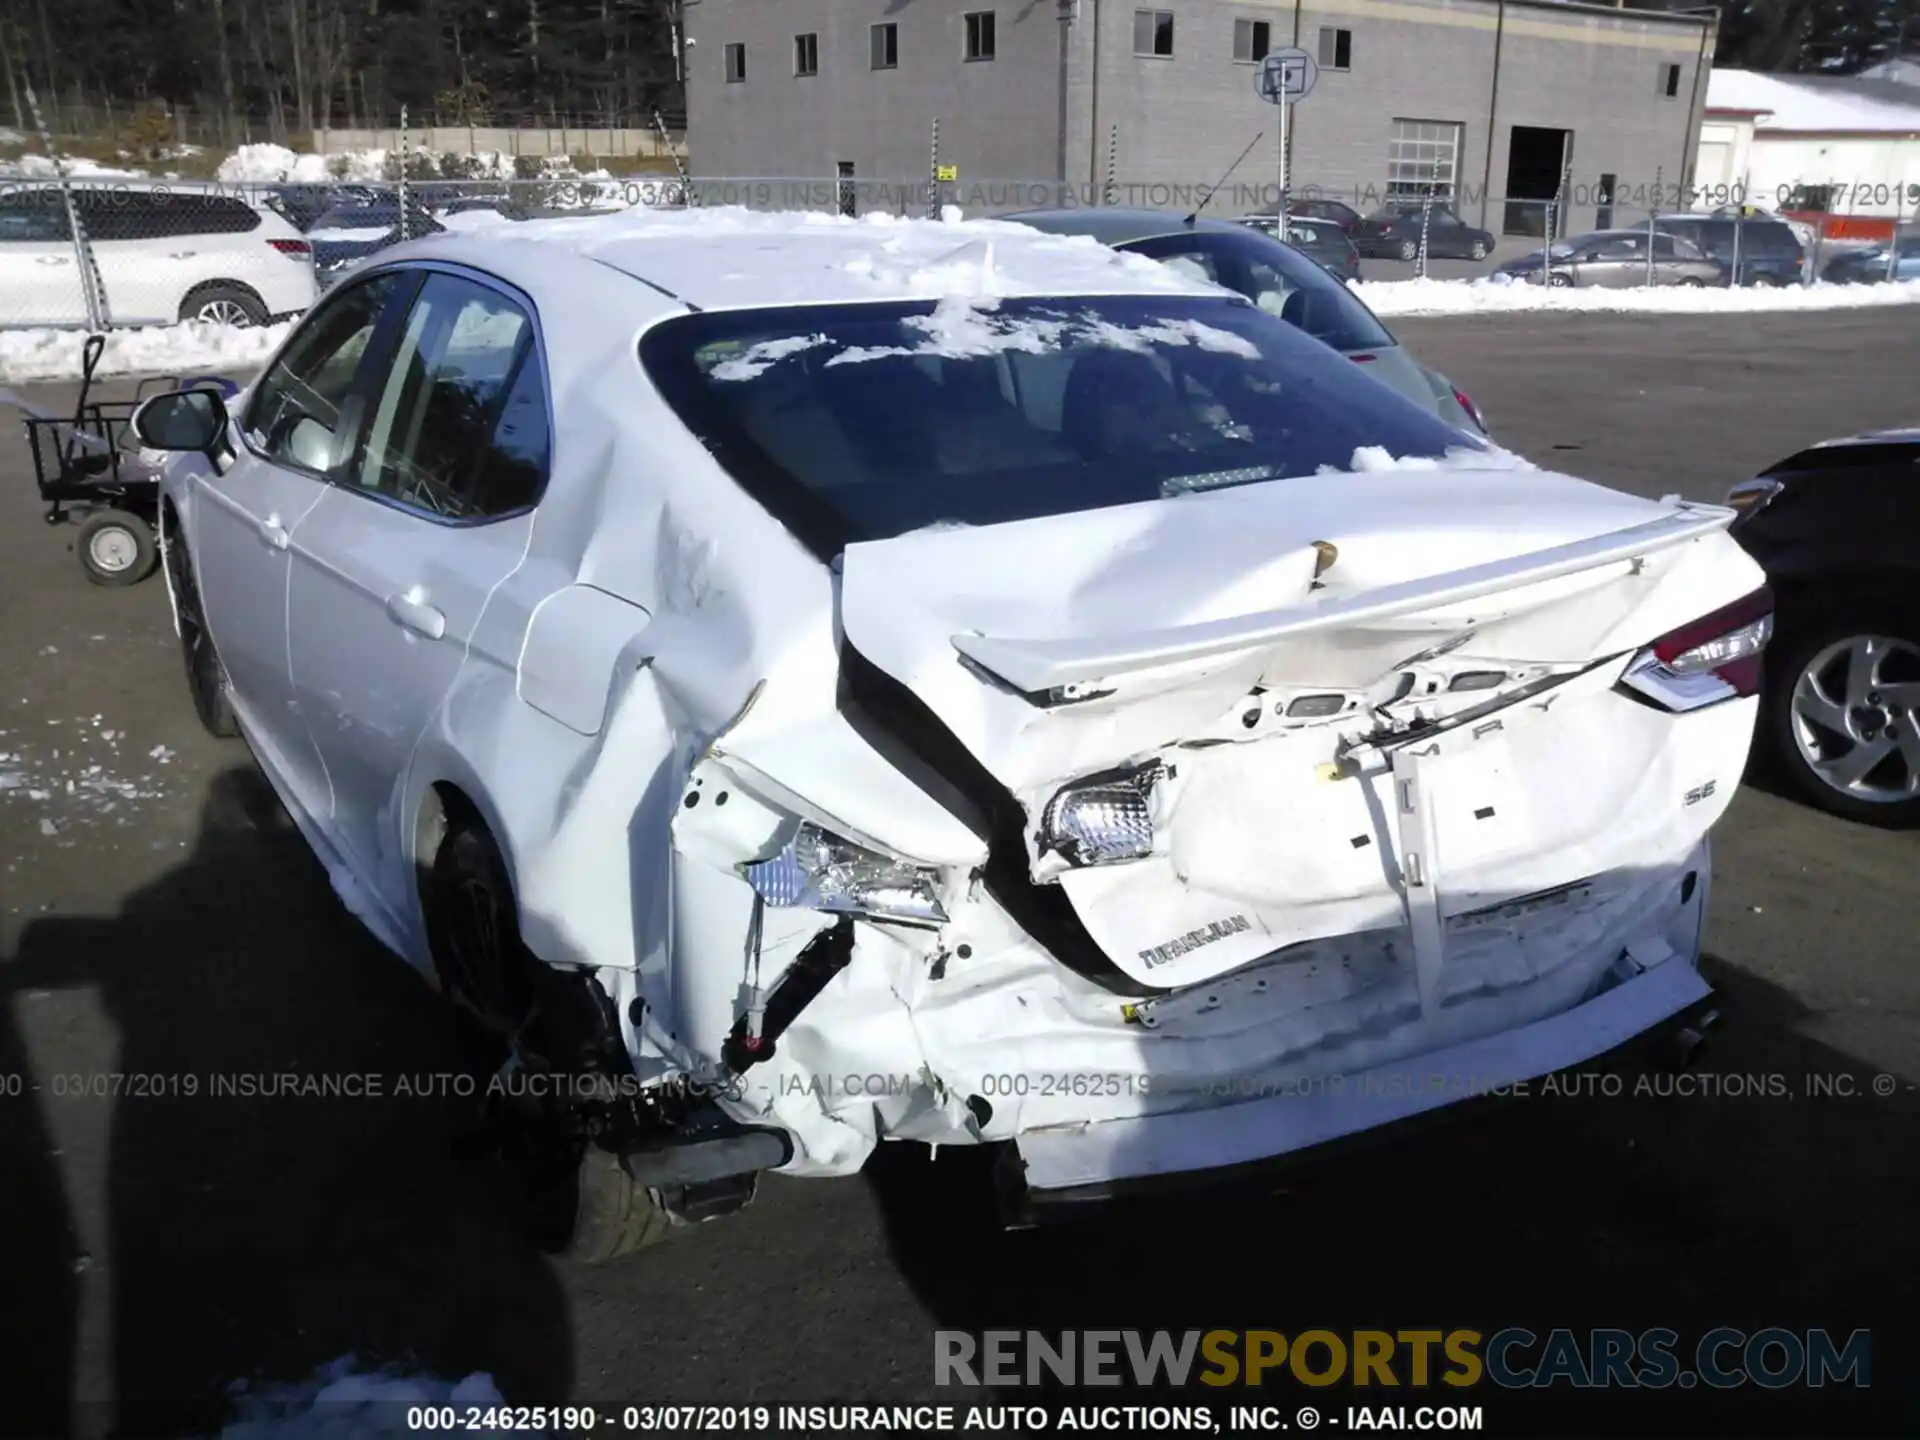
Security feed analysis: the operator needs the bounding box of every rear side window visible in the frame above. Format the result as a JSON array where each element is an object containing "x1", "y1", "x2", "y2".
[{"x1": 348, "y1": 272, "x2": 550, "y2": 520}]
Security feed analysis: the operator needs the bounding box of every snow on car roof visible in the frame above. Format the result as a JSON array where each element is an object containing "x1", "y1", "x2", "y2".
[{"x1": 447, "y1": 205, "x2": 1223, "y2": 311}]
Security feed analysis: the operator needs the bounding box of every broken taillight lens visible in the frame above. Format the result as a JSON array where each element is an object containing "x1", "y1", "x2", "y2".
[{"x1": 1622, "y1": 585, "x2": 1774, "y2": 710}]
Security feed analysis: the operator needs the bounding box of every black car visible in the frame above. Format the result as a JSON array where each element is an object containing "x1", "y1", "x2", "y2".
[
  {"x1": 1351, "y1": 201, "x2": 1496, "y2": 262},
  {"x1": 1727, "y1": 428, "x2": 1920, "y2": 827},
  {"x1": 1234, "y1": 214, "x2": 1362, "y2": 281},
  {"x1": 1819, "y1": 231, "x2": 1920, "y2": 284},
  {"x1": 307, "y1": 198, "x2": 445, "y2": 285},
  {"x1": 1654, "y1": 212, "x2": 1806, "y2": 286},
  {"x1": 1249, "y1": 196, "x2": 1363, "y2": 232}
]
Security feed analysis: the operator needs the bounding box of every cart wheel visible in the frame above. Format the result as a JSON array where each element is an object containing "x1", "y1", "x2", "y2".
[{"x1": 77, "y1": 510, "x2": 158, "y2": 587}]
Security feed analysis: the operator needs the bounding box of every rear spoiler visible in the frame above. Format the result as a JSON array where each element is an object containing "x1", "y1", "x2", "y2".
[{"x1": 951, "y1": 502, "x2": 1736, "y2": 694}]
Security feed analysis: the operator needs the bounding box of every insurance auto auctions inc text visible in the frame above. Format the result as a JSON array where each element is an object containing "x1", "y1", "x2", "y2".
[{"x1": 936, "y1": 1327, "x2": 1871, "y2": 1391}]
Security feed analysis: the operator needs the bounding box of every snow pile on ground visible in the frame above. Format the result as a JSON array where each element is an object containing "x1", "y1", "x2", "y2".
[
  {"x1": 214, "y1": 1357, "x2": 518, "y2": 1438},
  {"x1": 0, "y1": 152, "x2": 144, "y2": 179},
  {"x1": 216, "y1": 141, "x2": 629, "y2": 186},
  {"x1": 1354, "y1": 274, "x2": 1920, "y2": 317},
  {"x1": 0, "y1": 319, "x2": 291, "y2": 384}
]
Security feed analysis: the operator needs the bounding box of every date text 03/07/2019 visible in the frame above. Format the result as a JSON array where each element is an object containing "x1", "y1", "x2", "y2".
[{"x1": 405, "y1": 1404, "x2": 1237, "y2": 1432}]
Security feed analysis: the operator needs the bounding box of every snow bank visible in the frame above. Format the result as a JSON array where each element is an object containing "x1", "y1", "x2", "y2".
[
  {"x1": 0, "y1": 320, "x2": 291, "y2": 384},
  {"x1": 218, "y1": 142, "x2": 341, "y2": 184},
  {"x1": 216, "y1": 141, "x2": 626, "y2": 186},
  {"x1": 1354, "y1": 274, "x2": 1920, "y2": 317},
  {"x1": 215, "y1": 1356, "x2": 513, "y2": 1438},
  {"x1": 0, "y1": 153, "x2": 143, "y2": 179}
]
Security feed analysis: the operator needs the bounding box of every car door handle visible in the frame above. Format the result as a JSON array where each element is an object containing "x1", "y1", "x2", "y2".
[
  {"x1": 259, "y1": 514, "x2": 290, "y2": 549},
  {"x1": 36, "y1": 256, "x2": 69, "y2": 266},
  {"x1": 386, "y1": 588, "x2": 446, "y2": 640}
]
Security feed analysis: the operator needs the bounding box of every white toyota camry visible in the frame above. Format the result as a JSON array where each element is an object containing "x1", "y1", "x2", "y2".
[{"x1": 131, "y1": 208, "x2": 1771, "y2": 1257}]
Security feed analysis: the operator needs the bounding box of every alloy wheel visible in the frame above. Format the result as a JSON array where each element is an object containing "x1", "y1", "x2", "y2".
[
  {"x1": 1789, "y1": 635, "x2": 1920, "y2": 804},
  {"x1": 196, "y1": 298, "x2": 254, "y2": 327}
]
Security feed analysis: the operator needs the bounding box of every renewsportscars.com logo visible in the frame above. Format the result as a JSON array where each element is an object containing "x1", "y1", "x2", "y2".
[{"x1": 935, "y1": 1328, "x2": 1872, "y2": 1390}]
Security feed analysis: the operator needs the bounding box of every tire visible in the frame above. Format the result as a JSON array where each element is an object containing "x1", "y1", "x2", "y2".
[
  {"x1": 1764, "y1": 609, "x2": 1920, "y2": 828},
  {"x1": 1548, "y1": 273, "x2": 1573, "y2": 288},
  {"x1": 1396, "y1": 238, "x2": 1419, "y2": 262},
  {"x1": 1750, "y1": 273, "x2": 1779, "y2": 288},
  {"x1": 424, "y1": 814, "x2": 679, "y2": 1261},
  {"x1": 1679, "y1": 277, "x2": 1706, "y2": 287},
  {"x1": 76, "y1": 508, "x2": 156, "y2": 587},
  {"x1": 1469, "y1": 240, "x2": 1489, "y2": 261},
  {"x1": 179, "y1": 282, "x2": 268, "y2": 328},
  {"x1": 163, "y1": 531, "x2": 239, "y2": 737}
]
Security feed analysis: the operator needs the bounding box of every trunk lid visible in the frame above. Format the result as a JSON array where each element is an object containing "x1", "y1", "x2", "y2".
[{"x1": 837, "y1": 464, "x2": 1762, "y2": 988}]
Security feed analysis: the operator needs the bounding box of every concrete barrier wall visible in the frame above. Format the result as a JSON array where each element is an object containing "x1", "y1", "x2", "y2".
[{"x1": 313, "y1": 126, "x2": 686, "y2": 158}]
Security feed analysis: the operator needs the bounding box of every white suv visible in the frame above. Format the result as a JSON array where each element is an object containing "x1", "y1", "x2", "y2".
[{"x1": 0, "y1": 181, "x2": 318, "y2": 329}]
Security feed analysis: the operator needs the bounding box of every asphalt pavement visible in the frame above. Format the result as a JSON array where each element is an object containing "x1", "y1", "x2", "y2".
[{"x1": 1, "y1": 309, "x2": 1916, "y2": 1439}]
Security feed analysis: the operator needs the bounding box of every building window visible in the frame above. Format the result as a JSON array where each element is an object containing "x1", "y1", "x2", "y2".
[
  {"x1": 1318, "y1": 26, "x2": 1352, "y2": 71},
  {"x1": 1660, "y1": 62, "x2": 1682, "y2": 97},
  {"x1": 1386, "y1": 118, "x2": 1462, "y2": 199},
  {"x1": 1134, "y1": 9, "x2": 1174, "y2": 56},
  {"x1": 724, "y1": 43, "x2": 746, "y2": 83},
  {"x1": 794, "y1": 33, "x2": 818, "y2": 77},
  {"x1": 965, "y1": 11, "x2": 996, "y2": 60},
  {"x1": 1234, "y1": 19, "x2": 1272, "y2": 63},
  {"x1": 871, "y1": 22, "x2": 898, "y2": 69}
]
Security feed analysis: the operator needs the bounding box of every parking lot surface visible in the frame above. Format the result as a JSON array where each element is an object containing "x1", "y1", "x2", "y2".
[{"x1": 1, "y1": 308, "x2": 1916, "y2": 1438}]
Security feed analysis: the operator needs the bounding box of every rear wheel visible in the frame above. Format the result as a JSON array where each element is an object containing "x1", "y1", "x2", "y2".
[
  {"x1": 423, "y1": 812, "x2": 677, "y2": 1260},
  {"x1": 1396, "y1": 238, "x2": 1419, "y2": 262},
  {"x1": 1765, "y1": 611, "x2": 1920, "y2": 828},
  {"x1": 76, "y1": 509, "x2": 156, "y2": 586},
  {"x1": 179, "y1": 282, "x2": 268, "y2": 328},
  {"x1": 1679, "y1": 277, "x2": 1706, "y2": 287},
  {"x1": 163, "y1": 529, "x2": 239, "y2": 737},
  {"x1": 1548, "y1": 273, "x2": 1573, "y2": 288},
  {"x1": 1469, "y1": 239, "x2": 1489, "y2": 261}
]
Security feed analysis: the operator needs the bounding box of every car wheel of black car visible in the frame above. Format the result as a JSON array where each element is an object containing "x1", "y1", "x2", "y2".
[
  {"x1": 1396, "y1": 238, "x2": 1419, "y2": 262},
  {"x1": 1765, "y1": 611, "x2": 1920, "y2": 828},
  {"x1": 77, "y1": 508, "x2": 157, "y2": 587},
  {"x1": 1469, "y1": 239, "x2": 1489, "y2": 261},
  {"x1": 1750, "y1": 273, "x2": 1779, "y2": 288},
  {"x1": 163, "y1": 529, "x2": 240, "y2": 736},
  {"x1": 424, "y1": 811, "x2": 677, "y2": 1260},
  {"x1": 180, "y1": 282, "x2": 269, "y2": 328}
]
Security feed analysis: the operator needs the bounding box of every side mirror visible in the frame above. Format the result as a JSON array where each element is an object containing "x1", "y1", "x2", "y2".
[{"x1": 131, "y1": 387, "x2": 227, "y2": 452}]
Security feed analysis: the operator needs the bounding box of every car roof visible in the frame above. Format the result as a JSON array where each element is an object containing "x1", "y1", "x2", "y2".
[
  {"x1": 401, "y1": 207, "x2": 1225, "y2": 311},
  {"x1": 998, "y1": 206, "x2": 1251, "y2": 247}
]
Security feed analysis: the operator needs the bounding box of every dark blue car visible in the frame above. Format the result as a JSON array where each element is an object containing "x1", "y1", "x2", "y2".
[{"x1": 308, "y1": 199, "x2": 445, "y2": 287}]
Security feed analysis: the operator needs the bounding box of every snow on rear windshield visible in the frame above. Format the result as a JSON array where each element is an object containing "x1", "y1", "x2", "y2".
[{"x1": 641, "y1": 295, "x2": 1483, "y2": 551}]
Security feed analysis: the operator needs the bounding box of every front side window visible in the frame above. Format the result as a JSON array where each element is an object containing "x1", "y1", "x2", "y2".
[
  {"x1": 639, "y1": 295, "x2": 1469, "y2": 557},
  {"x1": 349, "y1": 272, "x2": 548, "y2": 519},
  {"x1": 245, "y1": 270, "x2": 411, "y2": 474}
]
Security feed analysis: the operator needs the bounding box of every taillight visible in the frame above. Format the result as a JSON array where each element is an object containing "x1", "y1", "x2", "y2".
[
  {"x1": 1725, "y1": 477, "x2": 1783, "y2": 523},
  {"x1": 1452, "y1": 386, "x2": 1486, "y2": 432},
  {"x1": 267, "y1": 238, "x2": 312, "y2": 257},
  {"x1": 1622, "y1": 585, "x2": 1774, "y2": 710},
  {"x1": 1350, "y1": 352, "x2": 1377, "y2": 363}
]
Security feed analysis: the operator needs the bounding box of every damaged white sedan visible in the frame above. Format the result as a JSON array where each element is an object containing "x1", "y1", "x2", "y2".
[{"x1": 131, "y1": 208, "x2": 1771, "y2": 1257}]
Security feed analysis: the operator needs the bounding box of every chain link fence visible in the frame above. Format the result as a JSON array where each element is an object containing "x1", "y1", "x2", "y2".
[{"x1": 3, "y1": 169, "x2": 1916, "y2": 332}]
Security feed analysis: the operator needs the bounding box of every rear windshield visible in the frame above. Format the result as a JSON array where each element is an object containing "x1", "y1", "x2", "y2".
[
  {"x1": 1121, "y1": 229, "x2": 1393, "y2": 353},
  {"x1": 640, "y1": 295, "x2": 1480, "y2": 556}
]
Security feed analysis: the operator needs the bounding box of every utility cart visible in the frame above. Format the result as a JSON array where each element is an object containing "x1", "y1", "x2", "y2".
[{"x1": 16, "y1": 333, "x2": 237, "y2": 586}]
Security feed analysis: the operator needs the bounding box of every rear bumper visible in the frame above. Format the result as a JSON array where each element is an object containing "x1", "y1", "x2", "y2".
[{"x1": 1006, "y1": 948, "x2": 1711, "y2": 1202}]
